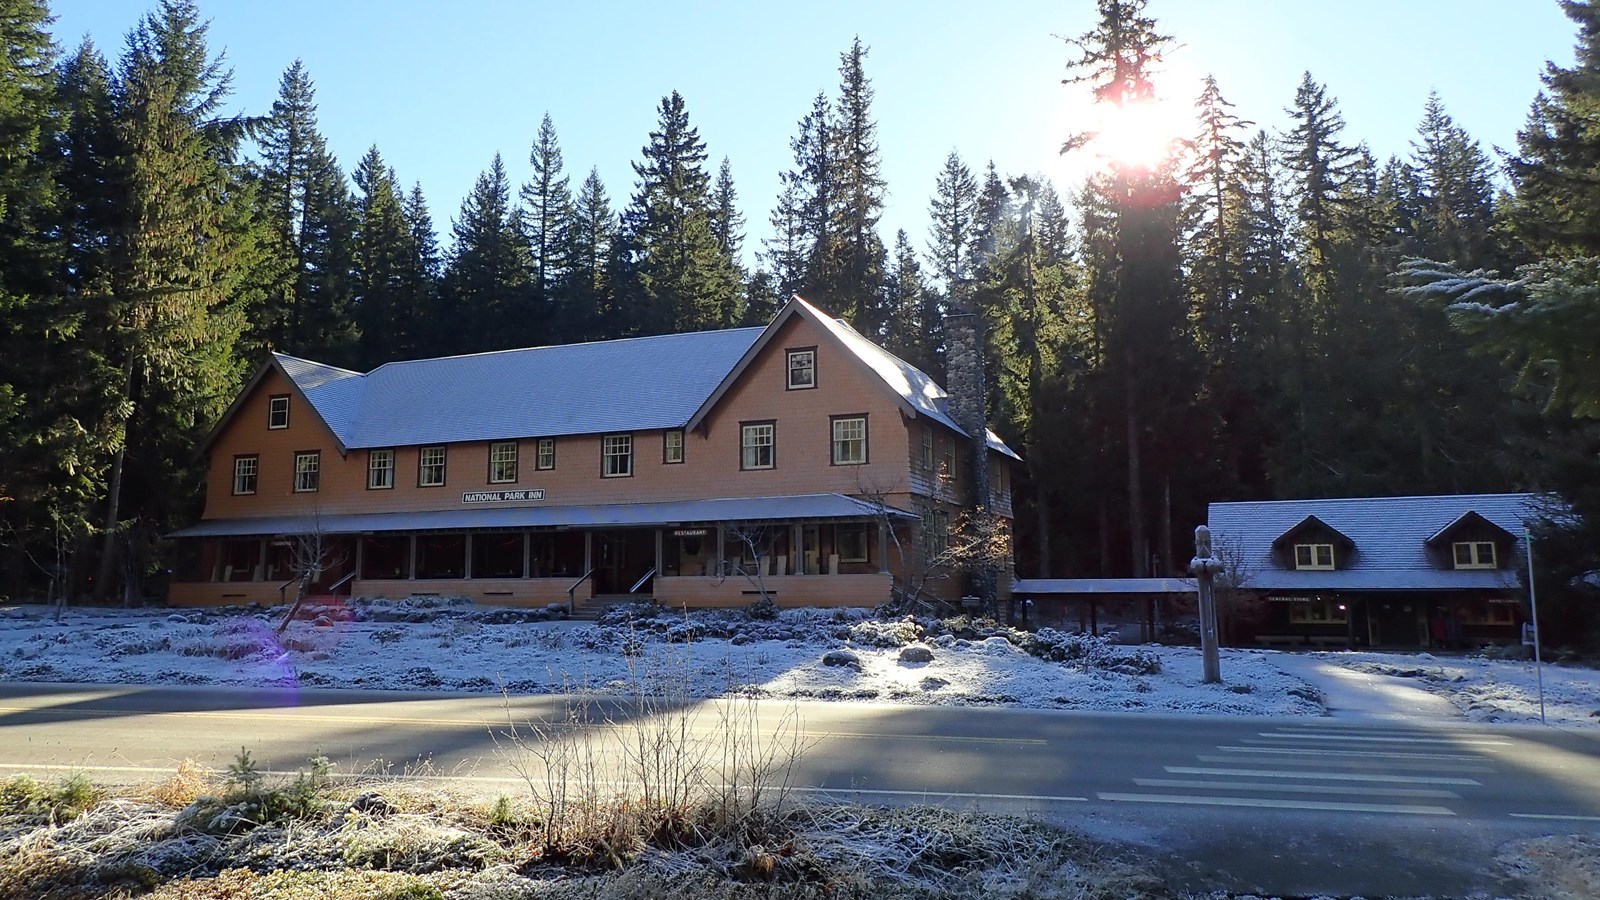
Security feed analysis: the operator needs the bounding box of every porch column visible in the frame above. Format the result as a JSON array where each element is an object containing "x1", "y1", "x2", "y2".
[
  {"x1": 463, "y1": 533, "x2": 473, "y2": 579},
  {"x1": 878, "y1": 520, "x2": 889, "y2": 574},
  {"x1": 522, "y1": 531, "x2": 531, "y2": 579},
  {"x1": 716, "y1": 524, "x2": 725, "y2": 576},
  {"x1": 654, "y1": 529, "x2": 663, "y2": 576},
  {"x1": 257, "y1": 538, "x2": 268, "y2": 581},
  {"x1": 583, "y1": 531, "x2": 592, "y2": 574},
  {"x1": 407, "y1": 535, "x2": 416, "y2": 580},
  {"x1": 354, "y1": 536, "x2": 364, "y2": 584}
]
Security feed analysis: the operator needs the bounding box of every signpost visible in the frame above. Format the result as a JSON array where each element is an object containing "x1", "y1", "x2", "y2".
[
  {"x1": 1525, "y1": 527, "x2": 1546, "y2": 724},
  {"x1": 1191, "y1": 525, "x2": 1223, "y2": 684}
]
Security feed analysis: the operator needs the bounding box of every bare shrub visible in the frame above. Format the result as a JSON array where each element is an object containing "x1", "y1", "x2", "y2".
[{"x1": 147, "y1": 759, "x2": 215, "y2": 809}]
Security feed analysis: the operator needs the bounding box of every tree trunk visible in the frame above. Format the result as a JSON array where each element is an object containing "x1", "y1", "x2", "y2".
[
  {"x1": 1035, "y1": 489, "x2": 1051, "y2": 577},
  {"x1": 94, "y1": 355, "x2": 136, "y2": 604},
  {"x1": 1125, "y1": 361, "x2": 1146, "y2": 578}
]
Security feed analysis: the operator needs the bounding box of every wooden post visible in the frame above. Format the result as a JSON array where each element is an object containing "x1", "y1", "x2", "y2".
[{"x1": 1192, "y1": 526, "x2": 1224, "y2": 684}]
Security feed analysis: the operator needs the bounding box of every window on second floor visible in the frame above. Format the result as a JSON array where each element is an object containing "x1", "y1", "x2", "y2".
[
  {"x1": 1293, "y1": 543, "x2": 1335, "y2": 570},
  {"x1": 664, "y1": 429, "x2": 685, "y2": 464},
  {"x1": 367, "y1": 448, "x2": 395, "y2": 490},
  {"x1": 293, "y1": 450, "x2": 320, "y2": 493},
  {"x1": 268, "y1": 395, "x2": 290, "y2": 429},
  {"x1": 231, "y1": 455, "x2": 258, "y2": 496},
  {"x1": 741, "y1": 421, "x2": 775, "y2": 470},
  {"x1": 1453, "y1": 541, "x2": 1497, "y2": 569},
  {"x1": 419, "y1": 445, "x2": 447, "y2": 487},
  {"x1": 920, "y1": 425, "x2": 934, "y2": 471},
  {"x1": 489, "y1": 441, "x2": 518, "y2": 483},
  {"x1": 602, "y1": 434, "x2": 633, "y2": 477},
  {"x1": 536, "y1": 437, "x2": 555, "y2": 470},
  {"x1": 831, "y1": 415, "x2": 867, "y2": 465},
  {"x1": 786, "y1": 348, "x2": 816, "y2": 390}
]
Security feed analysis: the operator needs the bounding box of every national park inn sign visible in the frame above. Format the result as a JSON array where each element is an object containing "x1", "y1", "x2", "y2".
[{"x1": 462, "y1": 489, "x2": 545, "y2": 504}]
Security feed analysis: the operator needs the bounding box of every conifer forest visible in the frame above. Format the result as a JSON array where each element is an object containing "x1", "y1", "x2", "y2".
[{"x1": 2, "y1": 0, "x2": 1598, "y2": 638}]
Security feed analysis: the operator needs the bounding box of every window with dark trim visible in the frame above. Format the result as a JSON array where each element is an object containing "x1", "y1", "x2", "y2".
[
  {"x1": 786, "y1": 348, "x2": 816, "y2": 390},
  {"x1": 740, "y1": 421, "x2": 775, "y2": 470},
  {"x1": 837, "y1": 523, "x2": 869, "y2": 562},
  {"x1": 268, "y1": 395, "x2": 290, "y2": 429},
  {"x1": 489, "y1": 441, "x2": 518, "y2": 483},
  {"x1": 602, "y1": 434, "x2": 633, "y2": 477},
  {"x1": 232, "y1": 455, "x2": 258, "y2": 495},
  {"x1": 419, "y1": 445, "x2": 447, "y2": 487},
  {"x1": 367, "y1": 448, "x2": 395, "y2": 490},
  {"x1": 664, "y1": 429, "x2": 685, "y2": 464},
  {"x1": 536, "y1": 437, "x2": 555, "y2": 470},
  {"x1": 831, "y1": 414, "x2": 867, "y2": 465},
  {"x1": 293, "y1": 450, "x2": 320, "y2": 493}
]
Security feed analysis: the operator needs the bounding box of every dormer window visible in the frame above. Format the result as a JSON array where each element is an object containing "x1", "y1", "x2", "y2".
[
  {"x1": 1294, "y1": 543, "x2": 1334, "y2": 570},
  {"x1": 786, "y1": 348, "x2": 816, "y2": 390},
  {"x1": 1453, "y1": 541, "x2": 1496, "y2": 569}
]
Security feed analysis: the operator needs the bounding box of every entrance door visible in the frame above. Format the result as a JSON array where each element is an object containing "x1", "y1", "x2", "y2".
[{"x1": 593, "y1": 530, "x2": 656, "y2": 594}]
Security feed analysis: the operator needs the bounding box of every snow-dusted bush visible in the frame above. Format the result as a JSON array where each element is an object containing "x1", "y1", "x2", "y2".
[
  {"x1": 1027, "y1": 628, "x2": 1162, "y2": 675},
  {"x1": 843, "y1": 616, "x2": 920, "y2": 648}
]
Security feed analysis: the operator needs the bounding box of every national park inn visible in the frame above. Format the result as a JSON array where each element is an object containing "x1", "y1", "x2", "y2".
[{"x1": 168, "y1": 297, "x2": 1019, "y2": 613}]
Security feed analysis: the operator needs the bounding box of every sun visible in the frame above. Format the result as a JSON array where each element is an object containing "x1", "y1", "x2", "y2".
[{"x1": 1093, "y1": 97, "x2": 1182, "y2": 172}]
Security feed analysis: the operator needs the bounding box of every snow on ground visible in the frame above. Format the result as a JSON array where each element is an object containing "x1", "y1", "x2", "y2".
[
  {"x1": 1303, "y1": 648, "x2": 1600, "y2": 727},
  {"x1": 3, "y1": 599, "x2": 1596, "y2": 725}
]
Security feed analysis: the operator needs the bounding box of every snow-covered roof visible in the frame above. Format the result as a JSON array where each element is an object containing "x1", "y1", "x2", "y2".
[
  {"x1": 170, "y1": 493, "x2": 912, "y2": 537},
  {"x1": 1208, "y1": 493, "x2": 1546, "y2": 592},
  {"x1": 685, "y1": 296, "x2": 1020, "y2": 460},
  {"x1": 1013, "y1": 578, "x2": 1197, "y2": 595}
]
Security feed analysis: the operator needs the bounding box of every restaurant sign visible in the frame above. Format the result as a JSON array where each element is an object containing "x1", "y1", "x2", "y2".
[
  {"x1": 672, "y1": 528, "x2": 710, "y2": 537},
  {"x1": 462, "y1": 489, "x2": 545, "y2": 504}
]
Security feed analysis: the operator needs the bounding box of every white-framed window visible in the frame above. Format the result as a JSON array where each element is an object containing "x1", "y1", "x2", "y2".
[
  {"x1": 293, "y1": 451, "x2": 320, "y2": 493},
  {"x1": 489, "y1": 441, "x2": 518, "y2": 483},
  {"x1": 536, "y1": 437, "x2": 555, "y2": 470},
  {"x1": 837, "y1": 523, "x2": 869, "y2": 562},
  {"x1": 831, "y1": 415, "x2": 867, "y2": 465},
  {"x1": 1293, "y1": 543, "x2": 1335, "y2": 570},
  {"x1": 664, "y1": 429, "x2": 685, "y2": 464},
  {"x1": 920, "y1": 425, "x2": 934, "y2": 471},
  {"x1": 941, "y1": 439, "x2": 956, "y2": 480},
  {"x1": 367, "y1": 448, "x2": 394, "y2": 490},
  {"x1": 232, "y1": 455, "x2": 258, "y2": 496},
  {"x1": 602, "y1": 434, "x2": 632, "y2": 477},
  {"x1": 1453, "y1": 541, "x2": 1496, "y2": 569},
  {"x1": 268, "y1": 395, "x2": 290, "y2": 429},
  {"x1": 741, "y1": 422, "x2": 775, "y2": 470},
  {"x1": 419, "y1": 445, "x2": 446, "y2": 487},
  {"x1": 786, "y1": 348, "x2": 816, "y2": 390}
]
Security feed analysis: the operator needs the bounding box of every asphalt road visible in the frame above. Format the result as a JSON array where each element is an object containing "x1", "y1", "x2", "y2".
[{"x1": 4, "y1": 681, "x2": 1599, "y2": 897}]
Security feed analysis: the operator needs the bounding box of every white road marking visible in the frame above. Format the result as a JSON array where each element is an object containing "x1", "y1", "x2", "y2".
[
  {"x1": 1253, "y1": 733, "x2": 1510, "y2": 747},
  {"x1": 1098, "y1": 792, "x2": 1454, "y2": 816},
  {"x1": 1134, "y1": 778, "x2": 1459, "y2": 799},
  {"x1": 1215, "y1": 745, "x2": 1489, "y2": 762},
  {"x1": 1166, "y1": 766, "x2": 1480, "y2": 785},
  {"x1": 1509, "y1": 812, "x2": 1600, "y2": 822},
  {"x1": 800, "y1": 787, "x2": 1088, "y2": 803},
  {"x1": 1197, "y1": 755, "x2": 1493, "y2": 772}
]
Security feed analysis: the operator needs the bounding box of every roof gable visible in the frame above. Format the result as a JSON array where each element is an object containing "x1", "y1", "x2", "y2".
[
  {"x1": 1270, "y1": 515, "x2": 1355, "y2": 550},
  {"x1": 1424, "y1": 510, "x2": 1517, "y2": 546},
  {"x1": 199, "y1": 353, "x2": 356, "y2": 455}
]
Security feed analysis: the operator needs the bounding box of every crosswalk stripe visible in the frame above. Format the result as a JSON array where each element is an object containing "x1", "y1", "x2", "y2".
[
  {"x1": 1215, "y1": 745, "x2": 1489, "y2": 762},
  {"x1": 1253, "y1": 733, "x2": 1509, "y2": 746},
  {"x1": 1098, "y1": 792, "x2": 1454, "y2": 816},
  {"x1": 1195, "y1": 755, "x2": 1492, "y2": 773},
  {"x1": 1166, "y1": 766, "x2": 1480, "y2": 785},
  {"x1": 1135, "y1": 778, "x2": 1460, "y2": 798},
  {"x1": 1509, "y1": 813, "x2": 1600, "y2": 822}
]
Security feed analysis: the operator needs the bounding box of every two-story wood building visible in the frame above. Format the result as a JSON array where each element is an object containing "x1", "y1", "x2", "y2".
[
  {"x1": 168, "y1": 297, "x2": 1019, "y2": 610},
  {"x1": 1207, "y1": 493, "x2": 1544, "y2": 648}
]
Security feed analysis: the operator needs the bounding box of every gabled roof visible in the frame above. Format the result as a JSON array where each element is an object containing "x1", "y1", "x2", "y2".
[
  {"x1": 1424, "y1": 510, "x2": 1517, "y2": 546},
  {"x1": 1208, "y1": 493, "x2": 1547, "y2": 592},
  {"x1": 199, "y1": 354, "x2": 361, "y2": 455},
  {"x1": 1269, "y1": 514, "x2": 1355, "y2": 550},
  {"x1": 685, "y1": 296, "x2": 1020, "y2": 460}
]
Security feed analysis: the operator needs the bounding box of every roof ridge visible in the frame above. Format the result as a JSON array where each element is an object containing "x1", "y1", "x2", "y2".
[
  {"x1": 272, "y1": 352, "x2": 364, "y2": 377},
  {"x1": 1211, "y1": 492, "x2": 1537, "y2": 507},
  {"x1": 364, "y1": 326, "x2": 768, "y2": 374}
]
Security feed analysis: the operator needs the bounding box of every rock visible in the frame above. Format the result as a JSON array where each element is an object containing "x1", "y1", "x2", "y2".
[
  {"x1": 821, "y1": 649, "x2": 861, "y2": 668},
  {"x1": 898, "y1": 645, "x2": 935, "y2": 664},
  {"x1": 166, "y1": 614, "x2": 188, "y2": 624},
  {"x1": 919, "y1": 676, "x2": 949, "y2": 691},
  {"x1": 312, "y1": 614, "x2": 333, "y2": 627},
  {"x1": 545, "y1": 602, "x2": 567, "y2": 615},
  {"x1": 310, "y1": 650, "x2": 332, "y2": 661},
  {"x1": 349, "y1": 792, "x2": 394, "y2": 816},
  {"x1": 731, "y1": 633, "x2": 754, "y2": 646}
]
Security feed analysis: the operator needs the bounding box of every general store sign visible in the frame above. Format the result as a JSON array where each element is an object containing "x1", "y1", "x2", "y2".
[{"x1": 462, "y1": 489, "x2": 545, "y2": 504}]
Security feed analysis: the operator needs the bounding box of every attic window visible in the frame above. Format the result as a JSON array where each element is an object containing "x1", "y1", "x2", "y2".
[
  {"x1": 786, "y1": 348, "x2": 816, "y2": 390},
  {"x1": 1293, "y1": 543, "x2": 1334, "y2": 571},
  {"x1": 268, "y1": 395, "x2": 290, "y2": 429},
  {"x1": 1453, "y1": 541, "x2": 1496, "y2": 569}
]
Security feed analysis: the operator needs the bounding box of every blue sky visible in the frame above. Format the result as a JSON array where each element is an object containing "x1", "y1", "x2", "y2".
[{"x1": 51, "y1": 1, "x2": 1578, "y2": 264}]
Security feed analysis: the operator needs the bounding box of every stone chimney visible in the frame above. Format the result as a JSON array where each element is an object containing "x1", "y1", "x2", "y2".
[{"x1": 942, "y1": 311, "x2": 995, "y2": 610}]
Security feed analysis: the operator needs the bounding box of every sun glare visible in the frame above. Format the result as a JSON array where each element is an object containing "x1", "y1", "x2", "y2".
[{"x1": 1094, "y1": 98, "x2": 1181, "y2": 172}]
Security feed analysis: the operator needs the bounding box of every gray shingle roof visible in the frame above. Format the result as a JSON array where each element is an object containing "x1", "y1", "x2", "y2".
[
  {"x1": 1013, "y1": 577, "x2": 1197, "y2": 595},
  {"x1": 1207, "y1": 493, "x2": 1546, "y2": 592},
  {"x1": 169, "y1": 493, "x2": 911, "y2": 537}
]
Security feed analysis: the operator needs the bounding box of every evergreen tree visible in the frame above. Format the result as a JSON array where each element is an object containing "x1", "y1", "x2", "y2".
[
  {"x1": 1411, "y1": 92, "x2": 1497, "y2": 268},
  {"x1": 352, "y1": 145, "x2": 410, "y2": 366},
  {"x1": 617, "y1": 91, "x2": 742, "y2": 333},
  {"x1": 927, "y1": 150, "x2": 978, "y2": 303},
  {"x1": 444, "y1": 153, "x2": 532, "y2": 353},
  {"x1": 828, "y1": 37, "x2": 889, "y2": 335},
  {"x1": 710, "y1": 156, "x2": 744, "y2": 263},
  {"x1": 1281, "y1": 72, "x2": 1361, "y2": 312},
  {"x1": 253, "y1": 60, "x2": 357, "y2": 364},
  {"x1": 395, "y1": 181, "x2": 440, "y2": 359},
  {"x1": 883, "y1": 229, "x2": 938, "y2": 375},
  {"x1": 521, "y1": 112, "x2": 571, "y2": 338},
  {"x1": 558, "y1": 167, "x2": 615, "y2": 341}
]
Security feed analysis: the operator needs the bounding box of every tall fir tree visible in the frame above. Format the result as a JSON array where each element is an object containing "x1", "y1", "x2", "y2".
[
  {"x1": 521, "y1": 112, "x2": 571, "y2": 339},
  {"x1": 395, "y1": 181, "x2": 440, "y2": 359},
  {"x1": 827, "y1": 37, "x2": 889, "y2": 335},
  {"x1": 444, "y1": 153, "x2": 532, "y2": 353},
  {"x1": 351, "y1": 145, "x2": 410, "y2": 366},
  {"x1": 558, "y1": 166, "x2": 615, "y2": 341}
]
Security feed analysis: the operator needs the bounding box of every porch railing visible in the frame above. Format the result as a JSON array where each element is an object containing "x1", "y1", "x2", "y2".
[
  {"x1": 628, "y1": 566, "x2": 656, "y2": 594},
  {"x1": 328, "y1": 571, "x2": 355, "y2": 596},
  {"x1": 565, "y1": 567, "x2": 596, "y2": 616},
  {"x1": 276, "y1": 576, "x2": 298, "y2": 604}
]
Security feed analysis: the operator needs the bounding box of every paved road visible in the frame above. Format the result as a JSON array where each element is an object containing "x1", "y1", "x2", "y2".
[{"x1": 4, "y1": 681, "x2": 1599, "y2": 896}]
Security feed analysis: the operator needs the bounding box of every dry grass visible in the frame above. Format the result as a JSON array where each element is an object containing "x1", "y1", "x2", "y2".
[
  {"x1": 1497, "y1": 833, "x2": 1600, "y2": 899},
  {"x1": 145, "y1": 759, "x2": 214, "y2": 809}
]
